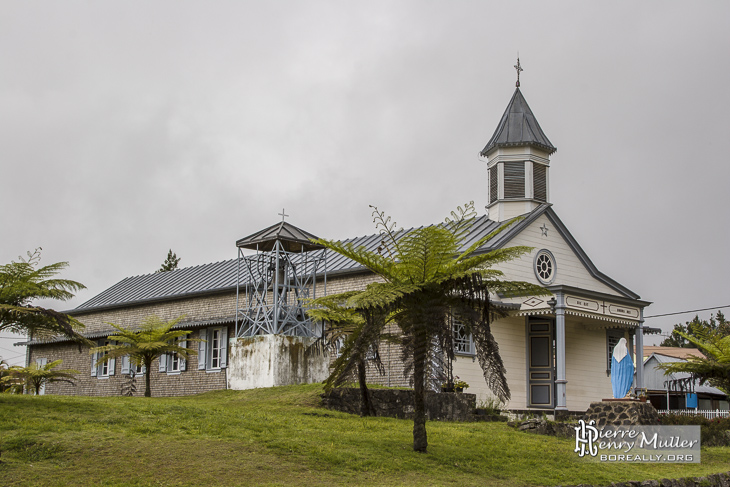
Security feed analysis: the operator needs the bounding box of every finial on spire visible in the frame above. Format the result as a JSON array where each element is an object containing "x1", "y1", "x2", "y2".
[
  {"x1": 514, "y1": 56, "x2": 523, "y2": 88},
  {"x1": 278, "y1": 208, "x2": 289, "y2": 222}
]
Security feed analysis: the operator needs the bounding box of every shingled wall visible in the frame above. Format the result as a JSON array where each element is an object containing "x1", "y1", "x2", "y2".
[
  {"x1": 29, "y1": 327, "x2": 228, "y2": 397},
  {"x1": 26, "y1": 272, "x2": 412, "y2": 397}
]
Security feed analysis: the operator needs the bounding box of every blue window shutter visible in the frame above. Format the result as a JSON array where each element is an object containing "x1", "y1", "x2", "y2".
[
  {"x1": 91, "y1": 351, "x2": 98, "y2": 377},
  {"x1": 121, "y1": 356, "x2": 130, "y2": 375},
  {"x1": 179, "y1": 339, "x2": 187, "y2": 371},
  {"x1": 686, "y1": 393, "x2": 698, "y2": 408},
  {"x1": 159, "y1": 353, "x2": 167, "y2": 373},
  {"x1": 198, "y1": 329, "x2": 207, "y2": 370},
  {"x1": 220, "y1": 327, "x2": 228, "y2": 369}
]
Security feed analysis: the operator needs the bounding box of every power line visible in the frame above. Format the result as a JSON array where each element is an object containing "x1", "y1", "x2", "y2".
[
  {"x1": 0, "y1": 352, "x2": 27, "y2": 362},
  {"x1": 644, "y1": 304, "x2": 730, "y2": 319}
]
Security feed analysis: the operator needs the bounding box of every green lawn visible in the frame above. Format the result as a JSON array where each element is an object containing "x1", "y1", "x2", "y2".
[{"x1": 0, "y1": 384, "x2": 728, "y2": 486}]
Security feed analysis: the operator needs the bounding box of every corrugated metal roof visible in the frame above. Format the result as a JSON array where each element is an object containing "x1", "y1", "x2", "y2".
[
  {"x1": 643, "y1": 353, "x2": 725, "y2": 395},
  {"x1": 480, "y1": 88, "x2": 557, "y2": 156},
  {"x1": 74, "y1": 215, "x2": 504, "y2": 312},
  {"x1": 642, "y1": 346, "x2": 706, "y2": 361}
]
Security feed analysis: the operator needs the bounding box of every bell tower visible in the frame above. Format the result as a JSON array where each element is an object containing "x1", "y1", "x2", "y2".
[{"x1": 481, "y1": 59, "x2": 556, "y2": 222}]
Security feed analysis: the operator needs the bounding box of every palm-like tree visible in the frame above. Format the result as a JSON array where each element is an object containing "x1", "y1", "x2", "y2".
[
  {"x1": 0, "y1": 249, "x2": 87, "y2": 343},
  {"x1": 90, "y1": 315, "x2": 200, "y2": 397},
  {"x1": 308, "y1": 292, "x2": 392, "y2": 416},
  {"x1": 312, "y1": 202, "x2": 547, "y2": 452},
  {"x1": 0, "y1": 359, "x2": 18, "y2": 393},
  {"x1": 1, "y1": 359, "x2": 78, "y2": 395},
  {"x1": 657, "y1": 329, "x2": 730, "y2": 395}
]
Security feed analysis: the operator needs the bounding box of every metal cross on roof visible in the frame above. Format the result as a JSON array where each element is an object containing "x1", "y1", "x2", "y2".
[
  {"x1": 514, "y1": 57, "x2": 523, "y2": 88},
  {"x1": 278, "y1": 208, "x2": 289, "y2": 222}
]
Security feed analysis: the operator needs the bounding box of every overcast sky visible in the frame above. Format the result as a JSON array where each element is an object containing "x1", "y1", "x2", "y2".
[{"x1": 2, "y1": 1, "x2": 729, "y2": 365}]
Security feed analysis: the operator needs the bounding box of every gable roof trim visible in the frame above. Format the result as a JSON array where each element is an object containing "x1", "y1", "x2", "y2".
[{"x1": 488, "y1": 206, "x2": 642, "y2": 301}]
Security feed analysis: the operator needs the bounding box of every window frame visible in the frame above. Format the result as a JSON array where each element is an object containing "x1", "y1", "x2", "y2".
[
  {"x1": 452, "y1": 318, "x2": 475, "y2": 356},
  {"x1": 533, "y1": 249, "x2": 557, "y2": 285},
  {"x1": 91, "y1": 339, "x2": 115, "y2": 379},
  {"x1": 209, "y1": 328, "x2": 223, "y2": 370},
  {"x1": 198, "y1": 326, "x2": 228, "y2": 372},
  {"x1": 159, "y1": 336, "x2": 187, "y2": 375},
  {"x1": 36, "y1": 357, "x2": 48, "y2": 395},
  {"x1": 121, "y1": 355, "x2": 146, "y2": 376}
]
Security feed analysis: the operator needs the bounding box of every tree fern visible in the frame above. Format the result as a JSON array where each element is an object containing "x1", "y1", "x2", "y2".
[
  {"x1": 1, "y1": 360, "x2": 78, "y2": 395},
  {"x1": 657, "y1": 329, "x2": 730, "y2": 394},
  {"x1": 311, "y1": 202, "x2": 549, "y2": 452},
  {"x1": 0, "y1": 249, "x2": 87, "y2": 344},
  {"x1": 90, "y1": 315, "x2": 201, "y2": 397}
]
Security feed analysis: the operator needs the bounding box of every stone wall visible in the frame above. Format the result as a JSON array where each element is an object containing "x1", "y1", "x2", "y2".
[
  {"x1": 554, "y1": 472, "x2": 730, "y2": 487},
  {"x1": 516, "y1": 401, "x2": 661, "y2": 439},
  {"x1": 583, "y1": 400, "x2": 660, "y2": 426},
  {"x1": 322, "y1": 388, "x2": 477, "y2": 421}
]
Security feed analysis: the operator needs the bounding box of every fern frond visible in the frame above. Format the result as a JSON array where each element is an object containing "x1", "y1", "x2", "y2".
[
  {"x1": 312, "y1": 239, "x2": 396, "y2": 281},
  {"x1": 454, "y1": 216, "x2": 524, "y2": 262},
  {"x1": 369, "y1": 205, "x2": 404, "y2": 258},
  {"x1": 444, "y1": 201, "x2": 478, "y2": 244}
]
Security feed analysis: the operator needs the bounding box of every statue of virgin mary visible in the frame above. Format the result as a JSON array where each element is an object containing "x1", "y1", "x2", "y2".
[{"x1": 610, "y1": 337, "x2": 634, "y2": 399}]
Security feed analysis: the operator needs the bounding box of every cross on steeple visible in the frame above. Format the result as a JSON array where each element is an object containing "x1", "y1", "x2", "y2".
[
  {"x1": 514, "y1": 56, "x2": 523, "y2": 88},
  {"x1": 278, "y1": 208, "x2": 289, "y2": 222}
]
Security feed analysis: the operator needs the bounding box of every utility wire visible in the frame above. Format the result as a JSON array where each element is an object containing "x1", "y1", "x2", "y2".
[
  {"x1": 644, "y1": 304, "x2": 730, "y2": 319},
  {"x1": 0, "y1": 352, "x2": 27, "y2": 361}
]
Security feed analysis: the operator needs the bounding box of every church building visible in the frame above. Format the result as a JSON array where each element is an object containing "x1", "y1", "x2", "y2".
[{"x1": 23, "y1": 74, "x2": 651, "y2": 413}]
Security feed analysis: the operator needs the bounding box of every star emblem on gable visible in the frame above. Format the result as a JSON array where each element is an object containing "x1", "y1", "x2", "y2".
[{"x1": 540, "y1": 224, "x2": 549, "y2": 237}]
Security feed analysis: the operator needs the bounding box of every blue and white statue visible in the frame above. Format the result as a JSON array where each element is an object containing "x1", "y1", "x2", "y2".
[{"x1": 610, "y1": 337, "x2": 634, "y2": 399}]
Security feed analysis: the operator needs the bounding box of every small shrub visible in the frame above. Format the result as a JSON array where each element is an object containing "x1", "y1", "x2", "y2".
[
  {"x1": 477, "y1": 397, "x2": 503, "y2": 415},
  {"x1": 121, "y1": 372, "x2": 137, "y2": 397},
  {"x1": 659, "y1": 414, "x2": 730, "y2": 447}
]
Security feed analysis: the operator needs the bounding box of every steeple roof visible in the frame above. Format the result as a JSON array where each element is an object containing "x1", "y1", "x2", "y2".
[
  {"x1": 480, "y1": 88, "x2": 556, "y2": 157},
  {"x1": 236, "y1": 221, "x2": 325, "y2": 252}
]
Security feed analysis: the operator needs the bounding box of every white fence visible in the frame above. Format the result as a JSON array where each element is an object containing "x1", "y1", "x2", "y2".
[{"x1": 658, "y1": 409, "x2": 729, "y2": 420}]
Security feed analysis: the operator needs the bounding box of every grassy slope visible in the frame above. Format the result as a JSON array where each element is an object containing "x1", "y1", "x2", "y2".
[{"x1": 0, "y1": 384, "x2": 728, "y2": 487}]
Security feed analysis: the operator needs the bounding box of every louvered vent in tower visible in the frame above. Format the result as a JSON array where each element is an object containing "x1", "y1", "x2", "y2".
[
  {"x1": 503, "y1": 162, "x2": 525, "y2": 199},
  {"x1": 533, "y1": 163, "x2": 547, "y2": 202},
  {"x1": 489, "y1": 166, "x2": 498, "y2": 203}
]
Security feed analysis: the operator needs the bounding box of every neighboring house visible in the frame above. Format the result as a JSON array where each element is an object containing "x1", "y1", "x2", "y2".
[
  {"x1": 22, "y1": 81, "x2": 652, "y2": 414},
  {"x1": 641, "y1": 346, "x2": 729, "y2": 411}
]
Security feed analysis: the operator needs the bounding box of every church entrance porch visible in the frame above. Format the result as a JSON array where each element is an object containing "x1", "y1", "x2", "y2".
[{"x1": 515, "y1": 287, "x2": 649, "y2": 413}]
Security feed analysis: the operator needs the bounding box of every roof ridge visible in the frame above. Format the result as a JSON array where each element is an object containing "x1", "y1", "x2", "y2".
[{"x1": 73, "y1": 214, "x2": 506, "y2": 312}]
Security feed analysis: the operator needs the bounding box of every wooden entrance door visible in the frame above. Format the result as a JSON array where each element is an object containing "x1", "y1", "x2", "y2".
[{"x1": 527, "y1": 319, "x2": 554, "y2": 408}]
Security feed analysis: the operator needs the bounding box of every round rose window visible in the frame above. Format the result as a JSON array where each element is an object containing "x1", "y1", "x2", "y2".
[{"x1": 534, "y1": 249, "x2": 556, "y2": 285}]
